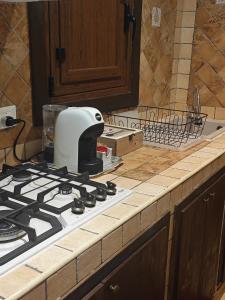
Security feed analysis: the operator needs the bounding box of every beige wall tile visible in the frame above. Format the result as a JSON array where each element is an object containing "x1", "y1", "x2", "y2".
[
  {"x1": 177, "y1": 0, "x2": 184, "y2": 11},
  {"x1": 147, "y1": 175, "x2": 178, "y2": 187},
  {"x1": 93, "y1": 173, "x2": 118, "y2": 183},
  {"x1": 176, "y1": 74, "x2": 190, "y2": 89},
  {"x1": 207, "y1": 142, "x2": 225, "y2": 150},
  {"x1": 174, "y1": 103, "x2": 188, "y2": 111},
  {"x1": 200, "y1": 146, "x2": 224, "y2": 155},
  {"x1": 157, "y1": 193, "x2": 170, "y2": 218},
  {"x1": 133, "y1": 182, "x2": 166, "y2": 196},
  {"x1": 0, "y1": 266, "x2": 40, "y2": 299},
  {"x1": 20, "y1": 283, "x2": 46, "y2": 300},
  {"x1": 56, "y1": 228, "x2": 99, "y2": 253},
  {"x1": 192, "y1": 164, "x2": 212, "y2": 190},
  {"x1": 201, "y1": 106, "x2": 215, "y2": 119},
  {"x1": 172, "y1": 59, "x2": 179, "y2": 74},
  {"x1": 177, "y1": 60, "x2": 191, "y2": 74},
  {"x1": 102, "y1": 227, "x2": 123, "y2": 262},
  {"x1": 175, "y1": 88, "x2": 188, "y2": 102},
  {"x1": 123, "y1": 214, "x2": 141, "y2": 245},
  {"x1": 182, "y1": 178, "x2": 193, "y2": 199},
  {"x1": 5, "y1": 144, "x2": 25, "y2": 165},
  {"x1": 103, "y1": 203, "x2": 138, "y2": 221},
  {"x1": 192, "y1": 150, "x2": 219, "y2": 159},
  {"x1": 172, "y1": 161, "x2": 199, "y2": 171},
  {"x1": 182, "y1": 155, "x2": 210, "y2": 164},
  {"x1": 77, "y1": 242, "x2": 101, "y2": 282},
  {"x1": 81, "y1": 215, "x2": 119, "y2": 236},
  {"x1": 174, "y1": 43, "x2": 193, "y2": 59},
  {"x1": 113, "y1": 176, "x2": 141, "y2": 189},
  {"x1": 179, "y1": 12, "x2": 196, "y2": 27},
  {"x1": 47, "y1": 261, "x2": 77, "y2": 300},
  {"x1": 170, "y1": 184, "x2": 183, "y2": 211},
  {"x1": 122, "y1": 192, "x2": 155, "y2": 209},
  {"x1": 175, "y1": 28, "x2": 194, "y2": 44},
  {"x1": 26, "y1": 245, "x2": 72, "y2": 273},
  {"x1": 25, "y1": 139, "x2": 42, "y2": 160},
  {"x1": 215, "y1": 107, "x2": 225, "y2": 120},
  {"x1": 140, "y1": 202, "x2": 157, "y2": 231},
  {"x1": 183, "y1": 0, "x2": 197, "y2": 11},
  {"x1": 161, "y1": 167, "x2": 190, "y2": 179}
]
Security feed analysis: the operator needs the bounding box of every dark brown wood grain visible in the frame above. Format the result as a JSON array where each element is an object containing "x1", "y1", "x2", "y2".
[
  {"x1": 169, "y1": 168, "x2": 225, "y2": 300},
  {"x1": 28, "y1": 0, "x2": 142, "y2": 126}
]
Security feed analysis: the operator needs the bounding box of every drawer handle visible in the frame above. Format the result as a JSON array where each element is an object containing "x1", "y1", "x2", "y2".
[{"x1": 109, "y1": 284, "x2": 120, "y2": 295}]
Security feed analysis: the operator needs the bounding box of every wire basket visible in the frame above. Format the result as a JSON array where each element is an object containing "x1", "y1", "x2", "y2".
[{"x1": 104, "y1": 106, "x2": 208, "y2": 148}]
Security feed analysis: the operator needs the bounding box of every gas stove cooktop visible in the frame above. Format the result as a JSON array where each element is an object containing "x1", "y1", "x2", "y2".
[{"x1": 0, "y1": 163, "x2": 131, "y2": 275}]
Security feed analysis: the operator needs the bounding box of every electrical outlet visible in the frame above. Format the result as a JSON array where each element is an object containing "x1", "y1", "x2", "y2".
[
  {"x1": 216, "y1": 0, "x2": 225, "y2": 4},
  {"x1": 0, "y1": 105, "x2": 17, "y2": 130}
]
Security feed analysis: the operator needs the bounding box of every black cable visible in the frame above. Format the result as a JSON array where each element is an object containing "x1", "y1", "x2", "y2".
[
  {"x1": 6, "y1": 117, "x2": 43, "y2": 163},
  {"x1": 13, "y1": 119, "x2": 26, "y2": 163}
]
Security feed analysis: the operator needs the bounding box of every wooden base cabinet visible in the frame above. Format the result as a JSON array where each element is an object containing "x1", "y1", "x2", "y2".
[
  {"x1": 169, "y1": 167, "x2": 225, "y2": 300},
  {"x1": 64, "y1": 214, "x2": 170, "y2": 300}
]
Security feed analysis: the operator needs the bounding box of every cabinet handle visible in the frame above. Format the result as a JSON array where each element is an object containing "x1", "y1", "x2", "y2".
[
  {"x1": 109, "y1": 284, "x2": 120, "y2": 295},
  {"x1": 123, "y1": 2, "x2": 136, "y2": 41},
  {"x1": 209, "y1": 192, "x2": 215, "y2": 199}
]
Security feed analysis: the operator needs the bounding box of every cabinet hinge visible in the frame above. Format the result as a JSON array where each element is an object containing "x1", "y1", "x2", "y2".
[
  {"x1": 56, "y1": 48, "x2": 66, "y2": 63},
  {"x1": 48, "y1": 76, "x2": 54, "y2": 96}
]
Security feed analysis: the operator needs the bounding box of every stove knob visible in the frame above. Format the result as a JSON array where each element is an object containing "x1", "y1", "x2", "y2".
[
  {"x1": 71, "y1": 198, "x2": 85, "y2": 214},
  {"x1": 106, "y1": 181, "x2": 117, "y2": 196},
  {"x1": 96, "y1": 187, "x2": 107, "y2": 202},
  {"x1": 84, "y1": 193, "x2": 96, "y2": 208}
]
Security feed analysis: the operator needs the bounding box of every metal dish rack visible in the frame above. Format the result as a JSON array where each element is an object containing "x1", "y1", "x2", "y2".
[{"x1": 104, "y1": 106, "x2": 207, "y2": 148}]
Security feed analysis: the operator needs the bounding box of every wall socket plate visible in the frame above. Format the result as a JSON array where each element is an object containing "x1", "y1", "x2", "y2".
[{"x1": 0, "y1": 105, "x2": 17, "y2": 130}]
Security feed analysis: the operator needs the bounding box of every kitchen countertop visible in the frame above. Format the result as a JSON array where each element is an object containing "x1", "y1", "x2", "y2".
[{"x1": 1, "y1": 136, "x2": 225, "y2": 300}]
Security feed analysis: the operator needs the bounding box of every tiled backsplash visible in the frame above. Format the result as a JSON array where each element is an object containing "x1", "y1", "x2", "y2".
[
  {"x1": 0, "y1": 3, "x2": 41, "y2": 155},
  {"x1": 139, "y1": 0, "x2": 177, "y2": 107},
  {"x1": 170, "y1": 0, "x2": 196, "y2": 111},
  {"x1": 188, "y1": 0, "x2": 225, "y2": 119}
]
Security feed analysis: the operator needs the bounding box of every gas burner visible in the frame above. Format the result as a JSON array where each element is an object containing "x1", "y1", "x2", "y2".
[
  {"x1": 12, "y1": 171, "x2": 32, "y2": 182},
  {"x1": 0, "y1": 210, "x2": 29, "y2": 242},
  {"x1": 59, "y1": 183, "x2": 72, "y2": 195}
]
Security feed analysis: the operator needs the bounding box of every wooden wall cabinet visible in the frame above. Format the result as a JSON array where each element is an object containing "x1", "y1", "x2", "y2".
[
  {"x1": 28, "y1": 0, "x2": 142, "y2": 125},
  {"x1": 169, "y1": 168, "x2": 225, "y2": 300},
  {"x1": 64, "y1": 214, "x2": 170, "y2": 300}
]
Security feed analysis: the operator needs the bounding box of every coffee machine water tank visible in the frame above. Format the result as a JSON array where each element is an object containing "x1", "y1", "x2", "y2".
[{"x1": 54, "y1": 107, "x2": 104, "y2": 175}]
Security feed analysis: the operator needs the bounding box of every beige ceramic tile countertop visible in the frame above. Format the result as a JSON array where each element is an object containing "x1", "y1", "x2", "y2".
[{"x1": 2, "y1": 135, "x2": 225, "y2": 300}]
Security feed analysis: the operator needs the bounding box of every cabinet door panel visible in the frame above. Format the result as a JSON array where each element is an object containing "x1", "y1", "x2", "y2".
[
  {"x1": 49, "y1": 0, "x2": 133, "y2": 98},
  {"x1": 175, "y1": 195, "x2": 206, "y2": 300},
  {"x1": 170, "y1": 171, "x2": 225, "y2": 300},
  {"x1": 199, "y1": 178, "x2": 225, "y2": 298},
  {"x1": 81, "y1": 225, "x2": 168, "y2": 300}
]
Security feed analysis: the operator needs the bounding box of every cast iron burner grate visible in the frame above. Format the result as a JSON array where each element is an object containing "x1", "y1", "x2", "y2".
[{"x1": 0, "y1": 193, "x2": 62, "y2": 266}]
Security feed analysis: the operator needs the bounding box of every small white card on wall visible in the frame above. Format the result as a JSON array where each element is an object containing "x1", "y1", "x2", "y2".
[
  {"x1": 152, "y1": 7, "x2": 161, "y2": 27},
  {"x1": 216, "y1": 0, "x2": 225, "y2": 4}
]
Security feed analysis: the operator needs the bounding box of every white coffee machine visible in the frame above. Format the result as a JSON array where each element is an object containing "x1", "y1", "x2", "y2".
[{"x1": 54, "y1": 107, "x2": 104, "y2": 175}]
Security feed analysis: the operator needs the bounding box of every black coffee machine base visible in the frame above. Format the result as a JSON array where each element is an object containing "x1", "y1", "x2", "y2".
[{"x1": 78, "y1": 158, "x2": 103, "y2": 175}]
